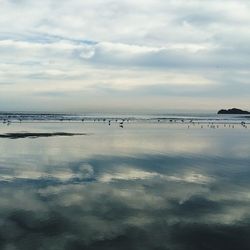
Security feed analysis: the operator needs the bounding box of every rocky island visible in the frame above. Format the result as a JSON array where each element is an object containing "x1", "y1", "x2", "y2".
[{"x1": 218, "y1": 108, "x2": 250, "y2": 114}]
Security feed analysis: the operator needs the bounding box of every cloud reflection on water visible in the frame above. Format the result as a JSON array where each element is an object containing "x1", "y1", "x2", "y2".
[{"x1": 0, "y1": 123, "x2": 250, "y2": 249}]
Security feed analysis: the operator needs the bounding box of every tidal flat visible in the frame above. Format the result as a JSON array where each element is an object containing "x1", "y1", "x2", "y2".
[{"x1": 0, "y1": 121, "x2": 250, "y2": 250}]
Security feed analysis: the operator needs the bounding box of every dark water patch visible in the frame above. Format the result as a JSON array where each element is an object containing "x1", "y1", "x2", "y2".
[
  {"x1": 169, "y1": 222, "x2": 250, "y2": 250},
  {"x1": 0, "y1": 132, "x2": 87, "y2": 139}
]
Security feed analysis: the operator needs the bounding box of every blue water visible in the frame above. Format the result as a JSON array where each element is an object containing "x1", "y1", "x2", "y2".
[{"x1": 0, "y1": 120, "x2": 249, "y2": 249}]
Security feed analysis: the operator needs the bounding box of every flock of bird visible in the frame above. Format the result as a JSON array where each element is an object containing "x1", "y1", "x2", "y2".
[{"x1": 0, "y1": 116, "x2": 248, "y2": 129}]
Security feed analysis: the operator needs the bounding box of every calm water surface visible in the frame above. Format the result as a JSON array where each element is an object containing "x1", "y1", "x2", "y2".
[{"x1": 0, "y1": 122, "x2": 250, "y2": 250}]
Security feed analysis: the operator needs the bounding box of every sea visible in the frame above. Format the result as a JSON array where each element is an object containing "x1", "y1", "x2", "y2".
[{"x1": 0, "y1": 112, "x2": 249, "y2": 250}]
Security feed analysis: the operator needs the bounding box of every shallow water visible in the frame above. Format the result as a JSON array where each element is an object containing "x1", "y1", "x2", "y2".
[{"x1": 0, "y1": 122, "x2": 250, "y2": 250}]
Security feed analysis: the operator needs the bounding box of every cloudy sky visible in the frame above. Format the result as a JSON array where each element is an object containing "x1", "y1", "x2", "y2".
[{"x1": 0, "y1": 0, "x2": 250, "y2": 113}]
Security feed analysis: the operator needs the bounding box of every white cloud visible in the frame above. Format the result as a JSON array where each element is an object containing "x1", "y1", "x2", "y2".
[
  {"x1": 0, "y1": 0, "x2": 250, "y2": 111},
  {"x1": 99, "y1": 167, "x2": 214, "y2": 184}
]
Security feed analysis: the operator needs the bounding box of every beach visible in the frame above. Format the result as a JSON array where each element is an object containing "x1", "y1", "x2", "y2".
[{"x1": 0, "y1": 116, "x2": 249, "y2": 249}]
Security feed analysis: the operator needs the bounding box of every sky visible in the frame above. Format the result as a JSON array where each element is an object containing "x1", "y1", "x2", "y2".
[{"x1": 0, "y1": 0, "x2": 250, "y2": 113}]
